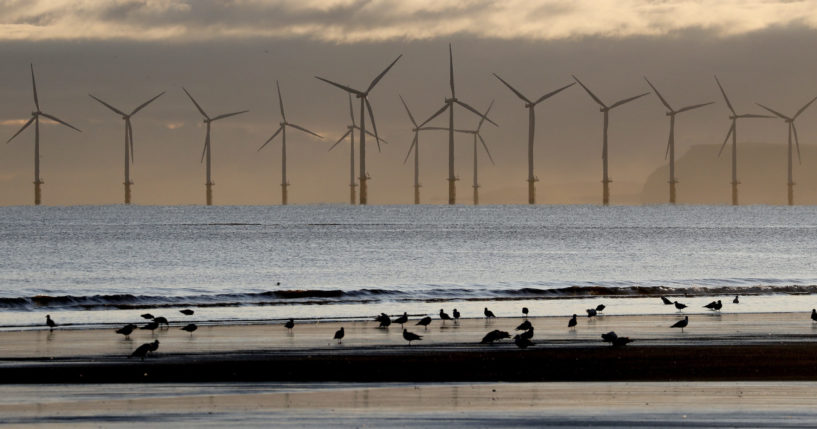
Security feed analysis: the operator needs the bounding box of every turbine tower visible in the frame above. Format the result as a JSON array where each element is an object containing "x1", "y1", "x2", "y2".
[
  {"x1": 573, "y1": 75, "x2": 649, "y2": 206},
  {"x1": 89, "y1": 91, "x2": 165, "y2": 205},
  {"x1": 714, "y1": 76, "x2": 772, "y2": 206},
  {"x1": 398, "y1": 95, "x2": 434, "y2": 205},
  {"x1": 183, "y1": 87, "x2": 248, "y2": 206},
  {"x1": 755, "y1": 95, "x2": 817, "y2": 205},
  {"x1": 258, "y1": 81, "x2": 323, "y2": 205},
  {"x1": 643, "y1": 77, "x2": 713, "y2": 204},
  {"x1": 492, "y1": 73, "x2": 574, "y2": 204},
  {"x1": 419, "y1": 44, "x2": 498, "y2": 205},
  {"x1": 316, "y1": 55, "x2": 402, "y2": 205},
  {"x1": 328, "y1": 94, "x2": 383, "y2": 205},
  {"x1": 7, "y1": 64, "x2": 81, "y2": 205}
]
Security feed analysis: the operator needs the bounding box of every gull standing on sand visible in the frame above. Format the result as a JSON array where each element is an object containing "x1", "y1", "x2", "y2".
[
  {"x1": 674, "y1": 301, "x2": 687, "y2": 311},
  {"x1": 568, "y1": 314, "x2": 577, "y2": 329},
  {"x1": 333, "y1": 327, "x2": 345, "y2": 344},
  {"x1": 393, "y1": 312, "x2": 408, "y2": 327},
  {"x1": 601, "y1": 331, "x2": 618, "y2": 343},
  {"x1": 596, "y1": 304, "x2": 606, "y2": 313},
  {"x1": 671, "y1": 316, "x2": 689, "y2": 332},
  {"x1": 513, "y1": 334, "x2": 533, "y2": 349},
  {"x1": 181, "y1": 323, "x2": 197, "y2": 336},
  {"x1": 452, "y1": 309, "x2": 460, "y2": 324},
  {"x1": 586, "y1": 308, "x2": 597, "y2": 318},
  {"x1": 153, "y1": 316, "x2": 169, "y2": 327},
  {"x1": 481, "y1": 329, "x2": 510, "y2": 344},
  {"x1": 439, "y1": 309, "x2": 452, "y2": 325},
  {"x1": 416, "y1": 316, "x2": 432, "y2": 330},
  {"x1": 284, "y1": 318, "x2": 295, "y2": 331},
  {"x1": 516, "y1": 320, "x2": 532, "y2": 331},
  {"x1": 402, "y1": 329, "x2": 422, "y2": 345},
  {"x1": 45, "y1": 315, "x2": 56, "y2": 331},
  {"x1": 484, "y1": 307, "x2": 496, "y2": 318},
  {"x1": 140, "y1": 320, "x2": 159, "y2": 333},
  {"x1": 130, "y1": 340, "x2": 159, "y2": 361},
  {"x1": 704, "y1": 300, "x2": 722, "y2": 311},
  {"x1": 376, "y1": 313, "x2": 391, "y2": 328},
  {"x1": 180, "y1": 309, "x2": 194, "y2": 316},
  {"x1": 116, "y1": 324, "x2": 137, "y2": 339},
  {"x1": 811, "y1": 309, "x2": 817, "y2": 323},
  {"x1": 522, "y1": 307, "x2": 529, "y2": 319},
  {"x1": 733, "y1": 295, "x2": 740, "y2": 304}
]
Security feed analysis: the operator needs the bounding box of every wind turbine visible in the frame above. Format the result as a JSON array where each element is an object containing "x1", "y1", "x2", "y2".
[
  {"x1": 419, "y1": 44, "x2": 498, "y2": 205},
  {"x1": 88, "y1": 91, "x2": 165, "y2": 204},
  {"x1": 492, "y1": 73, "x2": 574, "y2": 204},
  {"x1": 755, "y1": 95, "x2": 817, "y2": 205},
  {"x1": 316, "y1": 54, "x2": 402, "y2": 205},
  {"x1": 572, "y1": 75, "x2": 649, "y2": 206},
  {"x1": 714, "y1": 76, "x2": 773, "y2": 206},
  {"x1": 258, "y1": 81, "x2": 323, "y2": 205},
  {"x1": 398, "y1": 95, "x2": 436, "y2": 204},
  {"x1": 328, "y1": 94, "x2": 384, "y2": 205},
  {"x1": 643, "y1": 77, "x2": 713, "y2": 204},
  {"x1": 182, "y1": 87, "x2": 248, "y2": 206},
  {"x1": 7, "y1": 64, "x2": 81, "y2": 205}
]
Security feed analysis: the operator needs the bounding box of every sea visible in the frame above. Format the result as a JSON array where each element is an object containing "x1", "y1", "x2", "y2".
[{"x1": 1, "y1": 204, "x2": 816, "y2": 329}]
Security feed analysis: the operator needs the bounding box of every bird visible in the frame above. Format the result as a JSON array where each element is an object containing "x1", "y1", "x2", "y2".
[
  {"x1": 568, "y1": 314, "x2": 577, "y2": 329},
  {"x1": 180, "y1": 309, "x2": 194, "y2": 316},
  {"x1": 671, "y1": 316, "x2": 689, "y2": 332},
  {"x1": 393, "y1": 312, "x2": 408, "y2": 327},
  {"x1": 284, "y1": 318, "x2": 295, "y2": 330},
  {"x1": 402, "y1": 329, "x2": 422, "y2": 345},
  {"x1": 601, "y1": 331, "x2": 618, "y2": 343},
  {"x1": 115, "y1": 324, "x2": 137, "y2": 339},
  {"x1": 439, "y1": 309, "x2": 452, "y2": 325},
  {"x1": 481, "y1": 330, "x2": 510, "y2": 344},
  {"x1": 704, "y1": 300, "x2": 722, "y2": 311},
  {"x1": 333, "y1": 327, "x2": 345, "y2": 344},
  {"x1": 733, "y1": 295, "x2": 740, "y2": 304},
  {"x1": 811, "y1": 309, "x2": 817, "y2": 323},
  {"x1": 522, "y1": 307, "x2": 529, "y2": 319},
  {"x1": 586, "y1": 308, "x2": 597, "y2": 318},
  {"x1": 484, "y1": 307, "x2": 496, "y2": 318},
  {"x1": 452, "y1": 309, "x2": 460, "y2": 323},
  {"x1": 674, "y1": 301, "x2": 687, "y2": 311},
  {"x1": 513, "y1": 334, "x2": 534, "y2": 349},
  {"x1": 595, "y1": 304, "x2": 606, "y2": 313},
  {"x1": 660, "y1": 296, "x2": 673, "y2": 305},
  {"x1": 520, "y1": 327, "x2": 534, "y2": 340},
  {"x1": 45, "y1": 315, "x2": 56, "y2": 331},
  {"x1": 612, "y1": 336, "x2": 633, "y2": 347},
  {"x1": 148, "y1": 339, "x2": 160, "y2": 353},
  {"x1": 140, "y1": 313, "x2": 154, "y2": 320},
  {"x1": 130, "y1": 342, "x2": 154, "y2": 361},
  {"x1": 153, "y1": 316, "x2": 169, "y2": 326},
  {"x1": 516, "y1": 320, "x2": 532, "y2": 331},
  {"x1": 140, "y1": 320, "x2": 159, "y2": 332},
  {"x1": 416, "y1": 316, "x2": 432, "y2": 330},
  {"x1": 375, "y1": 313, "x2": 391, "y2": 328},
  {"x1": 181, "y1": 323, "x2": 197, "y2": 336}
]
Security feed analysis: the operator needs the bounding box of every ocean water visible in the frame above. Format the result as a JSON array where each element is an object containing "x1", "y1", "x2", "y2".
[{"x1": 1, "y1": 204, "x2": 816, "y2": 327}]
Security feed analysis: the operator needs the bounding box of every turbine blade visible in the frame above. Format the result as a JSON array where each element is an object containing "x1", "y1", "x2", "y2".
[
  {"x1": 329, "y1": 129, "x2": 352, "y2": 151},
  {"x1": 755, "y1": 103, "x2": 788, "y2": 120},
  {"x1": 276, "y1": 80, "x2": 286, "y2": 122},
  {"x1": 492, "y1": 73, "x2": 531, "y2": 104},
  {"x1": 366, "y1": 54, "x2": 402, "y2": 94},
  {"x1": 476, "y1": 100, "x2": 495, "y2": 131},
  {"x1": 130, "y1": 91, "x2": 165, "y2": 116},
  {"x1": 609, "y1": 92, "x2": 650, "y2": 109},
  {"x1": 258, "y1": 126, "x2": 283, "y2": 151},
  {"x1": 211, "y1": 110, "x2": 249, "y2": 121},
  {"x1": 676, "y1": 101, "x2": 715, "y2": 113},
  {"x1": 794, "y1": 94, "x2": 817, "y2": 120},
  {"x1": 399, "y1": 94, "x2": 418, "y2": 127},
  {"x1": 664, "y1": 139, "x2": 670, "y2": 160},
  {"x1": 30, "y1": 64, "x2": 39, "y2": 111},
  {"x1": 347, "y1": 93, "x2": 355, "y2": 124},
  {"x1": 533, "y1": 82, "x2": 576, "y2": 105},
  {"x1": 643, "y1": 76, "x2": 672, "y2": 111},
  {"x1": 418, "y1": 104, "x2": 449, "y2": 127},
  {"x1": 365, "y1": 98, "x2": 382, "y2": 153},
  {"x1": 572, "y1": 75, "x2": 606, "y2": 108},
  {"x1": 288, "y1": 123, "x2": 323, "y2": 139},
  {"x1": 421, "y1": 126, "x2": 449, "y2": 131},
  {"x1": 449, "y1": 44, "x2": 455, "y2": 98},
  {"x1": 713, "y1": 75, "x2": 735, "y2": 115},
  {"x1": 793, "y1": 123, "x2": 802, "y2": 164},
  {"x1": 40, "y1": 112, "x2": 81, "y2": 132},
  {"x1": 737, "y1": 114, "x2": 774, "y2": 118},
  {"x1": 315, "y1": 76, "x2": 362, "y2": 96},
  {"x1": 478, "y1": 134, "x2": 495, "y2": 166},
  {"x1": 718, "y1": 123, "x2": 734, "y2": 157},
  {"x1": 457, "y1": 100, "x2": 498, "y2": 127},
  {"x1": 361, "y1": 127, "x2": 387, "y2": 144},
  {"x1": 201, "y1": 131, "x2": 209, "y2": 163},
  {"x1": 127, "y1": 120, "x2": 134, "y2": 164},
  {"x1": 89, "y1": 94, "x2": 126, "y2": 116},
  {"x1": 182, "y1": 87, "x2": 209, "y2": 119},
  {"x1": 403, "y1": 134, "x2": 418, "y2": 165},
  {"x1": 6, "y1": 116, "x2": 35, "y2": 143}
]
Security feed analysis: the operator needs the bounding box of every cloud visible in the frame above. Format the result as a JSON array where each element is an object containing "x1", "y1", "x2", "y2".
[
  {"x1": 0, "y1": 117, "x2": 59, "y2": 126},
  {"x1": 0, "y1": 0, "x2": 815, "y2": 42},
  {"x1": 165, "y1": 121, "x2": 184, "y2": 130}
]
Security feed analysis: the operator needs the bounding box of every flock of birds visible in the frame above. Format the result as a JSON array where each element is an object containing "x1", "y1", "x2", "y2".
[{"x1": 38, "y1": 294, "x2": 817, "y2": 360}]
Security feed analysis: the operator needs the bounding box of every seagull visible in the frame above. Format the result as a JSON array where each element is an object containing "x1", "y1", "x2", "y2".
[
  {"x1": 439, "y1": 309, "x2": 452, "y2": 325},
  {"x1": 811, "y1": 309, "x2": 817, "y2": 323},
  {"x1": 416, "y1": 316, "x2": 432, "y2": 330},
  {"x1": 180, "y1": 309, "x2": 194, "y2": 316},
  {"x1": 45, "y1": 315, "x2": 57, "y2": 331},
  {"x1": 130, "y1": 341, "x2": 155, "y2": 361},
  {"x1": 520, "y1": 327, "x2": 534, "y2": 340},
  {"x1": 484, "y1": 307, "x2": 496, "y2": 318},
  {"x1": 704, "y1": 300, "x2": 722, "y2": 311},
  {"x1": 612, "y1": 336, "x2": 633, "y2": 347},
  {"x1": 733, "y1": 295, "x2": 740, "y2": 304},
  {"x1": 375, "y1": 313, "x2": 391, "y2": 328},
  {"x1": 116, "y1": 324, "x2": 137, "y2": 339},
  {"x1": 393, "y1": 312, "x2": 408, "y2": 327},
  {"x1": 148, "y1": 339, "x2": 160, "y2": 353},
  {"x1": 601, "y1": 331, "x2": 618, "y2": 343},
  {"x1": 452, "y1": 309, "x2": 460, "y2": 324},
  {"x1": 674, "y1": 301, "x2": 687, "y2": 311},
  {"x1": 586, "y1": 308, "x2": 597, "y2": 318},
  {"x1": 568, "y1": 314, "x2": 577, "y2": 329},
  {"x1": 333, "y1": 327, "x2": 345, "y2": 344},
  {"x1": 522, "y1": 307, "x2": 529, "y2": 319},
  {"x1": 140, "y1": 313, "x2": 154, "y2": 320},
  {"x1": 671, "y1": 316, "x2": 689, "y2": 332},
  {"x1": 596, "y1": 304, "x2": 606, "y2": 313},
  {"x1": 481, "y1": 330, "x2": 510, "y2": 344},
  {"x1": 153, "y1": 316, "x2": 169, "y2": 326},
  {"x1": 660, "y1": 296, "x2": 673, "y2": 305},
  {"x1": 181, "y1": 323, "x2": 197, "y2": 336},
  {"x1": 513, "y1": 334, "x2": 533, "y2": 349},
  {"x1": 140, "y1": 320, "x2": 159, "y2": 332},
  {"x1": 284, "y1": 318, "x2": 295, "y2": 330},
  {"x1": 402, "y1": 329, "x2": 422, "y2": 345},
  {"x1": 516, "y1": 320, "x2": 532, "y2": 331}
]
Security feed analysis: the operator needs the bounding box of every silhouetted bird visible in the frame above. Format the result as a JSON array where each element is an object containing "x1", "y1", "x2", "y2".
[
  {"x1": 140, "y1": 313, "x2": 154, "y2": 319},
  {"x1": 45, "y1": 315, "x2": 56, "y2": 331},
  {"x1": 520, "y1": 327, "x2": 534, "y2": 340},
  {"x1": 513, "y1": 334, "x2": 533, "y2": 349},
  {"x1": 402, "y1": 329, "x2": 422, "y2": 345},
  {"x1": 153, "y1": 316, "x2": 169, "y2": 326},
  {"x1": 140, "y1": 320, "x2": 159, "y2": 332},
  {"x1": 671, "y1": 316, "x2": 689, "y2": 332},
  {"x1": 568, "y1": 314, "x2": 577, "y2": 329},
  {"x1": 704, "y1": 300, "x2": 722, "y2": 311},
  {"x1": 284, "y1": 318, "x2": 295, "y2": 330},
  {"x1": 612, "y1": 336, "x2": 633, "y2": 347},
  {"x1": 181, "y1": 323, "x2": 197, "y2": 336},
  {"x1": 180, "y1": 309, "x2": 194, "y2": 316},
  {"x1": 452, "y1": 308, "x2": 460, "y2": 323},
  {"x1": 481, "y1": 329, "x2": 510, "y2": 344},
  {"x1": 516, "y1": 320, "x2": 532, "y2": 331},
  {"x1": 393, "y1": 312, "x2": 408, "y2": 327},
  {"x1": 375, "y1": 313, "x2": 391, "y2": 328},
  {"x1": 333, "y1": 327, "x2": 345, "y2": 344},
  {"x1": 416, "y1": 316, "x2": 432, "y2": 330},
  {"x1": 596, "y1": 304, "x2": 606, "y2": 313},
  {"x1": 601, "y1": 331, "x2": 618, "y2": 343},
  {"x1": 129, "y1": 340, "x2": 159, "y2": 361},
  {"x1": 116, "y1": 324, "x2": 137, "y2": 339},
  {"x1": 811, "y1": 309, "x2": 817, "y2": 323},
  {"x1": 674, "y1": 301, "x2": 687, "y2": 311},
  {"x1": 439, "y1": 309, "x2": 452, "y2": 325},
  {"x1": 586, "y1": 308, "x2": 597, "y2": 318},
  {"x1": 484, "y1": 307, "x2": 496, "y2": 318},
  {"x1": 661, "y1": 296, "x2": 673, "y2": 305},
  {"x1": 733, "y1": 295, "x2": 740, "y2": 304},
  {"x1": 522, "y1": 307, "x2": 529, "y2": 319},
  {"x1": 148, "y1": 340, "x2": 160, "y2": 353}
]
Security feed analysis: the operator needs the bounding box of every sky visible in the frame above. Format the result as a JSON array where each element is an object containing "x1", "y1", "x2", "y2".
[{"x1": 2, "y1": 0, "x2": 817, "y2": 205}]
